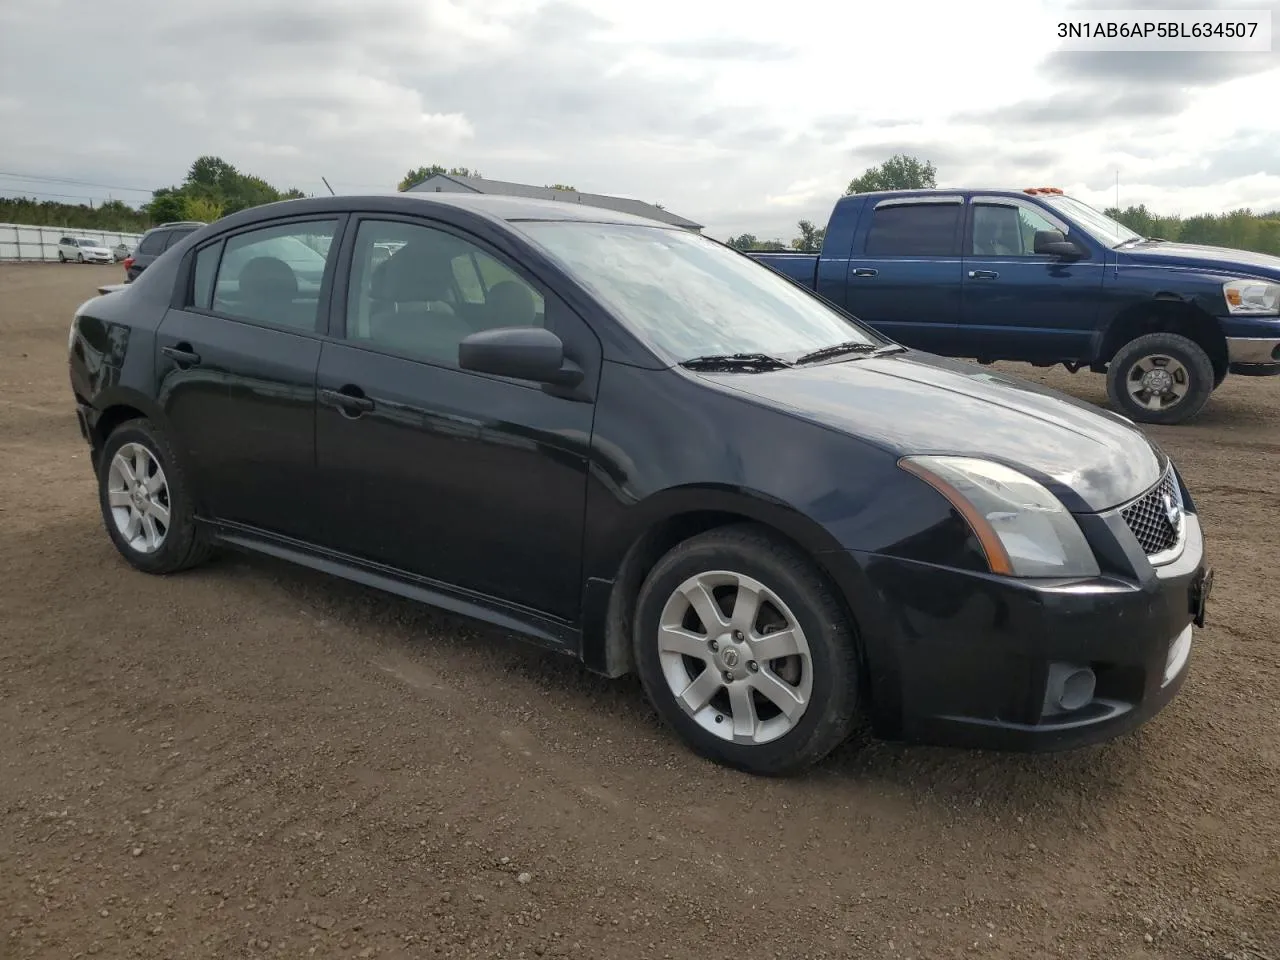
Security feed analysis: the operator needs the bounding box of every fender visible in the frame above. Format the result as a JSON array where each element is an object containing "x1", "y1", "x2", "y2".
[{"x1": 578, "y1": 482, "x2": 899, "y2": 724}]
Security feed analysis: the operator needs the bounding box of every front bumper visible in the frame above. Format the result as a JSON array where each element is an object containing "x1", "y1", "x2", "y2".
[
  {"x1": 844, "y1": 512, "x2": 1209, "y2": 752},
  {"x1": 1226, "y1": 335, "x2": 1280, "y2": 376}
]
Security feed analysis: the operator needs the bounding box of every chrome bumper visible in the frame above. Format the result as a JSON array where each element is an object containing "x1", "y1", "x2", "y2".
[{"x1": 1226, "y1": 336, "x2": 1280, "y2": 365}]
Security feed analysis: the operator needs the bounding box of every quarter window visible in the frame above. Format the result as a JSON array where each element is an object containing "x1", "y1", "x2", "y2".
[
  {"x1": 207, "y1": 220, "x2": 338, "y2": 331},
  {"x1": 191, "y1": 240, "x2": 223, "y2": 310},
  {"x1": 345, "y1": 219, "x2": 545, "y2": 367},
  {"x1": 864, "y1": 202, "x2": 962, "y2": 257}
]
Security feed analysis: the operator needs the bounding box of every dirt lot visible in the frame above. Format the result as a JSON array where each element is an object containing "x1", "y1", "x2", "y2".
[{"x1": 1, "y1": 262, "x2": 1277, "y2": 960}]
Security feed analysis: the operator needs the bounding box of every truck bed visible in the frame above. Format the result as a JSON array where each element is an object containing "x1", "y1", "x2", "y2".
[{"x1": 746, "y1": 251, "x2": 818, "y2": 288}]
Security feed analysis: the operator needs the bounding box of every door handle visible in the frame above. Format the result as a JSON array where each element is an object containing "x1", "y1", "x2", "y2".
[
  {"x1": 161, "y1": 344, "x2": 201, "y2": 366},
  {"x1": 320, "y1": 387, "x2": 375, "y2": 416},
  {"x1": 852, "y1": 267, "x2": 878, "y2": 277},
  {"x1": 968, "y1": 270, "x2": 1000, "y2": 280}
]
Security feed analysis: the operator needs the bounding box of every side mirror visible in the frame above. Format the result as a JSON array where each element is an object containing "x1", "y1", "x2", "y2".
[
  {"x1": 1033, "y1": 229, "x2": 1084, "y2": 258},
  {"x1": 458, "y1": 327, "x2": 583, "y2": 387}
]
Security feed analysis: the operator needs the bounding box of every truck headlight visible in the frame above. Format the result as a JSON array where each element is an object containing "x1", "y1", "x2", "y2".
[
  {"x1": 899, "y1": 456, "x2": 1100, "y2": 578},
  {"x1": 1223, "y1": 278, "x2": 1280, "y2": 315}
]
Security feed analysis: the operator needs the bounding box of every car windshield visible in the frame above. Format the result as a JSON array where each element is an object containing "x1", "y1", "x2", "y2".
[
  {"x1": 516, "y1": 221, "x2": 884, "y2": 365},
  {"x1": 1043, "y1": 195, "x2": 1143, "y2": 247},
  {"x1": 77, "y1": 238, "x2": 99, "y2": 246}
]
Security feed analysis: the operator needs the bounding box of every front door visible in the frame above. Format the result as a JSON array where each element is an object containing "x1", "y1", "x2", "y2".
[
  {"x1": 154, "y1": 215, "x2": 345, "y2": 538},
  {"x1": 959, "y1": 196, "x2": 1106, "y2": 362},
  {"x1": 314, "y1": 215, "x2": 599, "y2": 622}
]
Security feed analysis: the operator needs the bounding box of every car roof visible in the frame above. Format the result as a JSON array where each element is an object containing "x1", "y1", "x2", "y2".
[{"x1": 212, "y1": 192, "x2": 678, "y2": 232}]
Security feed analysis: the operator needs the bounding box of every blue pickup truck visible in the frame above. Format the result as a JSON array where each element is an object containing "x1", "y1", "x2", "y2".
[{"x1": 748, "y1": 187, "x2": 1280, "y2": 424}]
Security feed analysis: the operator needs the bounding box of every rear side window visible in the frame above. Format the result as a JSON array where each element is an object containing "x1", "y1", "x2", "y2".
[
  {"x1": 137, "y1": 230, "x2": 168, "y2": 255},
  {"x1": 864, "y1": 202, "x2": 962, "y2": 257},
  {"x1": 209, "y1": 219, "x2": 339, "y2": 332},
  {"x1": 163, "y1": 228, "x2": 193, "y2": 250}
]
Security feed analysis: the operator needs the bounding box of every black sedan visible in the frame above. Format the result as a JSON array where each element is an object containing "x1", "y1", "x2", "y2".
[{"x1": 67, "y1": 192, "x2": 1213, "y2": 776}]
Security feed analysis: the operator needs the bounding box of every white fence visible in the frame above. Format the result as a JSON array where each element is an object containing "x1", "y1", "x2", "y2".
[{"x1": 0, "y1": 222, "x2": 146, "y2": 263}]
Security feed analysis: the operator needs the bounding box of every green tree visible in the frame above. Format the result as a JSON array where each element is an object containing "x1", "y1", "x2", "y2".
[
  {"x1": 790, "y1": 219, "x2": 826, "y2": 252},
  {"x1": 397, "y1": 165, "x2": 482, "y2": 191},
  {"x1": 846, "y1": 153, "x2": 937, "y2": 194},
  {"x1": 183, "y1": 195, "x2": 225, "y2": 223},
  {"x1": 144, "y1": 157, "x2": 306, "y2": 221},
  {"x1": 546, "y1": 183, "x2": 577, "y2": 191},
  {"x1": 146, "y1": 187, "x2": 187, "y2": 223}
]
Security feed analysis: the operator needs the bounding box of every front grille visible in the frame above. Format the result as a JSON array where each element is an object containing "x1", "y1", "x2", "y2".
[{"x1": 1120, "y1": 468, "x2": 1182, "y2": 556}]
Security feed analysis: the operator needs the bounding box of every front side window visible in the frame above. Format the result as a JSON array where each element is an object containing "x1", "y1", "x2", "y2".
[
  {"x1": 518, "y1": 220, "x2": 884, "y2": 365},
  {"x1": 345, "y1": 219, "x2": 545, "y2": 366},
  {"x1": 971, "y1": 203, "x2": 1062, "y2": 256},
  {"x1": 209, "y1": 219, "x2": 338, "y2": 331}
]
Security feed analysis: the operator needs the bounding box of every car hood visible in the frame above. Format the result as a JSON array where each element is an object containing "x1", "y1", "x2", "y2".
[
  {"x1": 1118, "y1": 240, "x2": 1280, "y2": 279},
  {"x1": 696, "y1": 350, "x2": 1166, "y2": 513}
]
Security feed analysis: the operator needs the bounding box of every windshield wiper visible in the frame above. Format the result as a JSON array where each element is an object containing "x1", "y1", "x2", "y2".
[
  {"x1": 793, "y1": 341, "x2": 903, "y2": 365},
  {"x1": 680, "y1": 352, "x2": 792, "y2": 373}
]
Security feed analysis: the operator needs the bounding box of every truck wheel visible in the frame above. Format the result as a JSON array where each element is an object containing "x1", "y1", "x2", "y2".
[
  {"x1": 632, "y1": 523, "x2": 861, "y2": 776},
  {"x1": 1105, "y1": 332, "x2": 1214, "y2": 425}
]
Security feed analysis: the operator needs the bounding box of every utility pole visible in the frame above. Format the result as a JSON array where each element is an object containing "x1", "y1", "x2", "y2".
[{"x1": 1115, "y1": 170, "x2": 1119, "y2": 210}]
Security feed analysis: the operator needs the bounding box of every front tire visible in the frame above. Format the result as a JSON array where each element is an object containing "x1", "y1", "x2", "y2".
[
  {"x1": 632, "y1": 524, "x2": 861, "y2": 776},
  {"x1": 76, "y1": 252, "x2": 84, "y2": 263},
  {"x1": 97, "y1": 418, "x2": 211, "y2": 575},
  {"x1": 1105, "y1": 332, "x2": 1214, "y2": 425}
]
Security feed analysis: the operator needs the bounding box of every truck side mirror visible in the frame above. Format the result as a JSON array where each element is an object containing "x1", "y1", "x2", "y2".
[{"x1": 1033, "y1": 229, "x2": 1084, "y2": 259}]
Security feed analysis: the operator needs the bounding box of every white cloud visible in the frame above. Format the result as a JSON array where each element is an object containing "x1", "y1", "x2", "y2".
[{"x1": 0, "y1": 0, "x2": 1277, "y2": 240}]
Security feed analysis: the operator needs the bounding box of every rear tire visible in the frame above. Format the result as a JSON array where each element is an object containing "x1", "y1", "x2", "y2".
[
  {"x1": 97, "y1": 418, "x2": 212, "y2": 575},
  {"x1": 76, "y1": 252, "x2": 84, "y2": 263},
  {"x1": 1105, "y1": 332, "x2": 1214, "y2": 425},
  {"x1": 632, "y1": 523, "x2": 861, "y2": 776}
]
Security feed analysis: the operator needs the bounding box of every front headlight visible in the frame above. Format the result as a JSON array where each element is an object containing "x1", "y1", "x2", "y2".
[
  {"x1": 1223, "y1": 278, "x2": 1280, "y2": 315},
  {"x1": 899, "y1": 455, "x2": 1100, "y2": 578}
]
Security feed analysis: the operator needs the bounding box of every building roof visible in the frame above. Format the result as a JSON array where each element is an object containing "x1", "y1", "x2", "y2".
[{"x1": 406, "y1": 173, "x2": 703, "y2": 231}]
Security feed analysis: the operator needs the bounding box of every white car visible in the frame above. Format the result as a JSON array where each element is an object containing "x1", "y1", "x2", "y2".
[{"x1": 57, "y1": 236, "x2": 113, "y2": 264}]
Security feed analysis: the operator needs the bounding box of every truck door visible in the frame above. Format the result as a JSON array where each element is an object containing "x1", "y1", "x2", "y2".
[
  {"x1": 843, "y1": 195, "x2": 965, "y2": 355},
  {"x1": 959, "y1": 195, "x2": 1106, "y2": 363}
]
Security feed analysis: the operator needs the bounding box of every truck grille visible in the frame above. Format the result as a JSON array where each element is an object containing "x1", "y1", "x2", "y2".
[{"x1": 1120, "y1": 468, "x2": 1182, "y2": 557}]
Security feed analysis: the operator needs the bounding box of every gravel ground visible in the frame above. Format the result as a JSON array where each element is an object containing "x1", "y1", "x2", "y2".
[{"x1": 1, "y1": 262, "x2": 1277, "y2": 960}]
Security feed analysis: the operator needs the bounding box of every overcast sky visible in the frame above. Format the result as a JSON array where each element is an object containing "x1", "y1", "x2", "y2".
[{"x1": 1, "y1": 0, "x2": 1277, "y2": 240}]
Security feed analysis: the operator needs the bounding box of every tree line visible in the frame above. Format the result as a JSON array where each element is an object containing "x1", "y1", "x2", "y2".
[
  {"x1": 0, "y1": 155, "x2": 307, "y2": 233},
  {"x1": 5, "y1": 152, "x2": 1278, "y2": 255}
]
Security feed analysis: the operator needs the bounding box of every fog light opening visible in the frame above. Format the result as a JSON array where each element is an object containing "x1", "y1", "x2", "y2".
[{"x1": 1043, "y1": 662, "x2": 1097, "y2": 716}]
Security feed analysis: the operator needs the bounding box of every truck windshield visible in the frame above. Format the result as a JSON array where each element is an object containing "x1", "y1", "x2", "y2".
[
  {"x1": 1042, "y1": 195, "x2": 1143, "y2": 247},
  {"x1": 517, "y1": 221, "x2": 883, "y2": 365}
]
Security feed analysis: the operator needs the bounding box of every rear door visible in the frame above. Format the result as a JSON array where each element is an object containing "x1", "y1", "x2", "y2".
[
  {"x1": 843, "y1": 195, "x2": 965, "y2": 354},
  {"x1": 154, "y1": 214, "x2": 347, "y2": 538},
  {"x1": 959, "y1": 195, "x2": 1106, "y2": 362}
]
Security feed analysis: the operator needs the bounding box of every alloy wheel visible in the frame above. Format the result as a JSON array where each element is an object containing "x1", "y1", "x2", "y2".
[
  {"x1": 1125, "y1": 353, "x2": 1190, "y2": 412},
  {"x1": 656, "y1": 570, "x2": 813, "y2": 745},
  {"x1": 106, "y1": 442, "x2": 171, "y2": 554}
]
